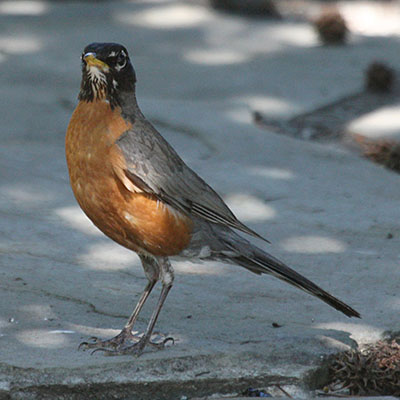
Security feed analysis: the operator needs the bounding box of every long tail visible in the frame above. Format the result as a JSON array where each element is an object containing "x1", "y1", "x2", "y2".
[{"x1": 224, "y1": 240, "x2": 360, "y2": 318}]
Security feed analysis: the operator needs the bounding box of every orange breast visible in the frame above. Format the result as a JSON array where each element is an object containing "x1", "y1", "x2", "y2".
[{"x1": 65, "y1": 100, "x2": 193, "y2": 256}]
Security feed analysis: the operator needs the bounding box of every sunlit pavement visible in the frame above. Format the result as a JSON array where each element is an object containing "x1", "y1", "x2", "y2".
[{"x1": 0, "y1": 1, "x2": 399, "y2": 398}]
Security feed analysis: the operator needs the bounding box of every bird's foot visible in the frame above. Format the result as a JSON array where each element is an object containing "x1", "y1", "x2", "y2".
[{"x1": 78, "y1": 328, "x2": 174, "y2": 356}]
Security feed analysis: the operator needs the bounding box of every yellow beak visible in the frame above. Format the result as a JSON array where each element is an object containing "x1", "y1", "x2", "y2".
[{"x1": 84, "y1": 53, "x2": 109, "y2": 71}]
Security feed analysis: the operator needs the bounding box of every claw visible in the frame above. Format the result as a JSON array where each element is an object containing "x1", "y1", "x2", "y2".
[
  {"x1": 78, "y1": 330, "x2": 174, "y2": 356},
  {"x1": 164, "y1": 336, "x2": 175, "y2": 345},
  {"x1": 148, "y1": 335, "x2": 175, "y2": 349},
  {"x1": 78, "y1": 341, "x2": 89, "y2": 351},
  {"x1": 78, "y1": 335, "x2": 102, "y2": 351}
]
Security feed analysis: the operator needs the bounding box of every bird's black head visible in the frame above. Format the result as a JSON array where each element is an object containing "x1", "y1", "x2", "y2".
[{"x1": 78, "y1": 42, "x2": 136, "y2": 108}]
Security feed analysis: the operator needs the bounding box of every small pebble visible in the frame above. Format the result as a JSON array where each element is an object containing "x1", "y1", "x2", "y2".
[
  {"x1": 314, "y1": 9, "x2": 348, "y2": 45},
  {"x1": 365, "y1": 62, "x2": 395, "y2": 92}
]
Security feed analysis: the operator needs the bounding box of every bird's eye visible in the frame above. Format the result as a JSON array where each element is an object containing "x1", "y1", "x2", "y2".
[
  {"x1": 115, "y1": 51, "x2": 127, "y2": 69},
  {"x1": 80, "y1": 52, "x2": 85, "y2": 63}
]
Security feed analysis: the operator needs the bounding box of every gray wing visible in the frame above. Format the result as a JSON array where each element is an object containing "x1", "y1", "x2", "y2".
[{"x1": 115, "y1": 120, "x2": 269, "y2": 242}]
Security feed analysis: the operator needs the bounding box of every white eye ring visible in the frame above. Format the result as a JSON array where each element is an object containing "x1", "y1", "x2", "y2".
[{"x1": 115, "y1": 51, "x2": 127, "y2": 70}]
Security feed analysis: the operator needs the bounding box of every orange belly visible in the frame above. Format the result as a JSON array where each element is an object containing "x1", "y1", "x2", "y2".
[{"x1": 65, "y1": 100, "x2": 193, "y2": 256}]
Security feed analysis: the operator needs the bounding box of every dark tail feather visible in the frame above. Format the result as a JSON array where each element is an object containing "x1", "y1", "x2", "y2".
[{"x1": 229, "y1": 247, "x2": 360, "y2": 319}]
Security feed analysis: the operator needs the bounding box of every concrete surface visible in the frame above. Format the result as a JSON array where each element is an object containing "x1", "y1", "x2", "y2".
[
  {"x1": 1, "y1": 0, "x2": 400, "y2": 398},
  {"x1": 348, "y1": 104, "x2": 400, "y2": 141}
]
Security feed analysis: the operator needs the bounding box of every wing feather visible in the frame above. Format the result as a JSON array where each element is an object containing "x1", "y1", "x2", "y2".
[{"x1": 115, "y1": 121, "x2": 269, "y2": 242}]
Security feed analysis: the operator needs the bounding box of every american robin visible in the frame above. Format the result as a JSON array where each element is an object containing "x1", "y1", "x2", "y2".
[{"x1": 66, "y1": 42, "x2": 360, "y2": 356}]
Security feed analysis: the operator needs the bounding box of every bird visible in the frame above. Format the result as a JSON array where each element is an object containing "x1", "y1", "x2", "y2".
[{"x1": 65, "y1": 42, "x2": 360, "y2": 356}]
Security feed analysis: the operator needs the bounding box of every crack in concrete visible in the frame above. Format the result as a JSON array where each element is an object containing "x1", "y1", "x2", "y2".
[
  {"x1": 0, "y1": 283, "x2": 129, "y2": 320},
  {"x1": 38, "y1": 289, "x2": 130, "y2": 320},
  {"x1": 0, "y1": 247, "x2": 78, "y2": 266}
]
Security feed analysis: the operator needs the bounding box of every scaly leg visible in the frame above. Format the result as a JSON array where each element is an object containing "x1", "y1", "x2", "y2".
[
  {"x1": 89, "y1": 257, "x2": 174, "y2": 356},
  {"x1": 80, "y1": 255, "x2": 161, "y2": 352},
  {"x1": 79, "y1": 279, "x2": 156, "y2": 351},
  {"x1": 79, "y1": 256, "x2": 174, "y2": 355}
]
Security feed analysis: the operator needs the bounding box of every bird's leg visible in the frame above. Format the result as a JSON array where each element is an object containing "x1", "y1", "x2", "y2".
[
  {"x1": 93, "y1": 257, "x2": 174, "y2": 356},
  {"x1": 79, "y1": 254, "x2": 159, "y2": 351},
  {"x1": 124, "y1": 279, "x2": 157, "y2": 331},
  {"x1": 123, "y1": 282, "x2": 172, "y2": 355},
  {"x1": 79, "y1": 279, "x2": 156, "y2": 351}
]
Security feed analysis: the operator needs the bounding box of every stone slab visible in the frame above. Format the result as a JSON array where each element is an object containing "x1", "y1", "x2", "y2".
[{"x1": 1, "y1": 0, "x2": 400, "y2": 398}]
